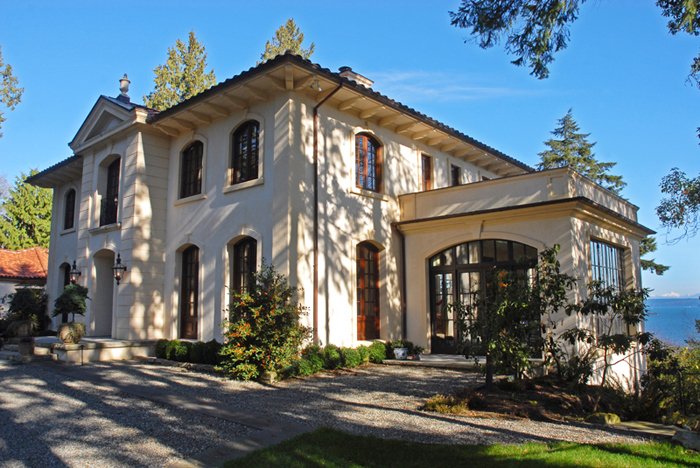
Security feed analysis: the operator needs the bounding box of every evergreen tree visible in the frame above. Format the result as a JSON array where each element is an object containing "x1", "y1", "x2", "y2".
[
  {"x1": 259, "y1": 19, "x2": 315, "y2": 64},
  {"x1": 0, "y1": 45, "x2": 24, "y2": 139},
  {"x1": 640, "y1": 237, "x2": 670, "y2": 275},
  {"x1": 538, "y1": 109, "x2": 626, "y2": 194},
  {"x1": 143, "y1": 31, "x2": 216, "y2": 111},
  {"x1": 0, "y1": 170, "x2": 52, "y2": 250}
]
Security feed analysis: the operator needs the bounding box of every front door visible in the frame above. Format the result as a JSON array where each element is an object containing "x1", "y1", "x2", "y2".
[{"x1": 180, "y1": 246, "x2": 199, "y2": 339}]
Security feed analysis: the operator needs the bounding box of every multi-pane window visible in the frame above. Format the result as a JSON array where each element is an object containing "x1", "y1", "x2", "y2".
[
  {"x1": 451, "y1": 165, "x2": 461, "y2": 187},
  {"x1": 357, "y1": 242, "x2": 380, "y2": 340},
  {"x1": 100, "y1": 158, "x2": 120, "y2": 226},
  {"x1": 180, "y1": 246, "x2": 199, "y2": 339},
  {"x1": 355, "y1": 134, "x2": 381, "y2": 193},
  {"x1": 590, "y1": 240, "x2": 627, "y2": 335},
  {"x1": 232, "y1": 237, "x2": 257, "y2": 295},
  {"x1": 180, "y1": 141, "x2": 203, "y2": 199},
  {"x1": 64, "y1": 189, "x2": 76, "y2": 230},
  {"x1": 421, "y1": 154, "x2": 432, "y2": 191},
  {"x1": 231, "y1": 121, "x2": 260, "y2": 184}
]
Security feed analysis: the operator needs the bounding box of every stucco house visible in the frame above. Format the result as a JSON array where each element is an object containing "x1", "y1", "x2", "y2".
[{"x1": 28, "y1": 53, "x2": 652, "y2": 378}]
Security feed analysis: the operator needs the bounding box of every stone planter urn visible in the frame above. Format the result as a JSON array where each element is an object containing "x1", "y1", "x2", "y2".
[
  {"x1": 393, "y1": 347, "x2": 408, "y2": 360},
  {"x1": 18, "y1": 341, "x2": 35, "y2": 356},
  {"x1": 259, "y1": 370, "x2": 277, "y2": 384},
  {"x1": 58, "y1": 322, "x2": 86, "y2": 344}
]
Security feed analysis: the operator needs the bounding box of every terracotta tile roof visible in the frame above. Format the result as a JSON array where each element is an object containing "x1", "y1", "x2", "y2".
[{"x1": 0, "y1": 247, "x2": 49, "y2": 280}]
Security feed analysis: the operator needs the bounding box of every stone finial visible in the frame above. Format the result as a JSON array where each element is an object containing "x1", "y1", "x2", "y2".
[{"x1": 118, "y1": 74, "x2": 131, "y2": 102}]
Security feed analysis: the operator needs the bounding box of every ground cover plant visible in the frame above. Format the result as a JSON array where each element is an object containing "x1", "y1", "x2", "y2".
[{"x1": 221, "y1": 427, "x2": 697, "y2": 468}]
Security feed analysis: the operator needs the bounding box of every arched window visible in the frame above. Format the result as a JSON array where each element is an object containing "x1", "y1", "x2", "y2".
[
  {"x1": 232, "y1": 237, "x2": 257, "y2": 294},
  {"x1": 64, "y1": 189, "x2": 76, "y2": 230},
  {"x1": 355, "y1": 134, "x2": 382, "y2": 193},
  {"x1": 429, "y1": 239, "x2": 538, "y2": 353},
  {"x1": 231, "y1": 121, "x2": 260, "y2": 184},
  {"x1": 180, "y1": 141, "x2": 203, "y2": 198},
  {"x1": 100, "y1": 158, "x2": 120, "y2": 226},
  {"x1": 180, "y1": 246, "x2": 199, "y2": 339},
  {"x1": 357, "y1": 242, "x2": 380, "y2": 340}
]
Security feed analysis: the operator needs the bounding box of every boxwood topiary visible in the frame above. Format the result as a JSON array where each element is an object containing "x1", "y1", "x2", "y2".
[
  {"x1": 357, "y1": 345, "x2": 370, "y2": 363},
  {"x1": 341, "y1": 347, "x2": 361, "y2": 368},
  {"x1": 190, "y1": 341, "x2": 207, "y2": 363},
  {"x1": 204, "y1": 339, "x2": 222, "y2": 365},
  {"x1": 368, "y1": 341, "x2": 386, "y2": 364},
  {"x1": 155, "y1": 339, "x2": 169, "y2": 359},
  {"x1": 322, "y1": 344, "x2": 342, "y2": 369}
]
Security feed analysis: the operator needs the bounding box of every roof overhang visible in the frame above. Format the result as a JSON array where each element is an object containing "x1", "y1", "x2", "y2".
[{"x1": 26, "y1": 155, "x2": 83, "y2": 189}]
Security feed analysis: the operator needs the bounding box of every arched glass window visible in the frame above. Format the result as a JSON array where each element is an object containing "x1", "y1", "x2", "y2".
[
  {"x1": 64, "y1": 189, "x2": 76, "y2": 230},
  {"x1": 100, "y1": 158, "x2": 120, "y2": 226},
  {"x1": 232, "y1": 237, "x2": 257, "y2": 294},
  {"x1": 180, "y1": 141, "x2": 203, "y2": 199},
  {"x1": 355, "y1": 134, "x2": 381, "y2": 193},
  {"x1": 429, "y1": 239, "x2": 538, "y2": 353},
  {"x1": 231, "y1": 121, "x2": 260, "y2": 184},
  {"x1": 180, "y1": 246, "x2": 199, "y2": 339},
  {"x1": 357, "y1": 242, "x2": 380, "y2": 340}
]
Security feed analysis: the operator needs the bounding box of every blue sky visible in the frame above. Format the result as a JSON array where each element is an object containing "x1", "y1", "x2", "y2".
[{"x1": 0, "y1": 1, "x2": 698, "y2": 297}]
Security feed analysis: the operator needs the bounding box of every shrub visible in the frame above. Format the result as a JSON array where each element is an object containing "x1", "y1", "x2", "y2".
[
  {"x1": 341, "y1": 347, "x2": 362, "y2": 368},
  {"x1": 220, "y1": 263, "x2": 311, "y2": 380},
  {"x1": 3, "y1": 288, "x2": 50, "y2": 333},
  {"x1": 204, "y1": 339, "x2": 222, "y2": 365},
  {"x1": 322, "y1": 344, "x2": 342, "y2": 369},
  {"x1": 357, "y1": 345, "x2": 370, "y2": 363},
  {"x1": 302, "y1": 345, "x2": 324, "y2": 373},
  {"x1": 368, "y1": 341, "x2": 386, "y2": 363},
  {"x1": 166, "y1": 339, "x2": 190, "y2": 361},
  {"x1": 190, "y1": 341, "x2": 206, "y2": 363},
  {"x1": 155, "y1": 339, "x2": 169, "y2": 359},
  {"x1": 51, "y1": 284, "x2": 89, "y2": 322}
]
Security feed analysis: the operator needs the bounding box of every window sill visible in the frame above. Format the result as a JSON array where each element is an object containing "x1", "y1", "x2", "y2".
[
  {"x1": 174, "y1": 193, "x2": 207, "y2": 207},
  {"x1": 349, "y1": 186, "x2": 389, "y2": 202},
  {"x1": 89, "y1": 223, "x2": 121, "y2": 235},
  {"x1": 60, "y1": 227, "x2": 76, "y2": 236},
  {"x1": 223, "y1": 177, "x2": 264, "y2": 194}
]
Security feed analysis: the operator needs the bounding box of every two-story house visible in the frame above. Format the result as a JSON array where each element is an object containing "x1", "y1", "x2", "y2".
[{"x1": 28, "y1": 53, "x2": 652, "y2": 380}]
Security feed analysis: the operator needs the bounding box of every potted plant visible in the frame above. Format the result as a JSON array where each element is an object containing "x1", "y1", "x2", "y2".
[
  {"x1": 51, "y1": 284, "x2": 89, "y2": 344},
  {"x1": 3, "y1": 288, "x2": 49, "y2": 338},
  {"x1": 18, "y1": 336, "x2": 35, "y2": 355}
]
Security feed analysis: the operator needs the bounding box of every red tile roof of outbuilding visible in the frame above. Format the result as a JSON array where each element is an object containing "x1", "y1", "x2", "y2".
[{"x1": 0, "y1": 247, "x2": 49, "y2": 280}]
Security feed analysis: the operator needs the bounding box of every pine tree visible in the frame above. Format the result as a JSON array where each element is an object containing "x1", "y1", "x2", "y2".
[
  {"x1": 0, "y1": 45, "x2": 24, "y2": 139},
  {"x1": 143, "y1": 31, "x2": 216, "y2": 111},
  {"x1": 538, "y1": 109, "x2": 626, "y2": 194},
  {"x1": 259, "y1": 19, "x2": 315, "y2": 64},
  {"x1": 0, "y1": 170, "x2": 52, "y2": 250}
]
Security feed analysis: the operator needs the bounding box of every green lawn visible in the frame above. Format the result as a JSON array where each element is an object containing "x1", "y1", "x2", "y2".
[{"x1": 221, "y1": 427, "x2": 698, "y2": 468}]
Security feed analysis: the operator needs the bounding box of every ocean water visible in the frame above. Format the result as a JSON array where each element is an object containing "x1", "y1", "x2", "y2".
[{"x1": 645, "y1": 298, "x2": 700, "y2": 346}]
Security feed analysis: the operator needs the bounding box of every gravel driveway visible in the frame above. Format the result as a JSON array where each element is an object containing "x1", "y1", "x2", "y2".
[{"x1": 0, "y1": 360, "x2": 650, "y2": 468}]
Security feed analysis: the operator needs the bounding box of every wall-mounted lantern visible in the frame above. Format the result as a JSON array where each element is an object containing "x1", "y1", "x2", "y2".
[
  {"x1": 112, "y1": 253, "x2": 127, "y2": 285},
  {"x1": 69, "y1": 261, "x2": 81, "y2": 284}
]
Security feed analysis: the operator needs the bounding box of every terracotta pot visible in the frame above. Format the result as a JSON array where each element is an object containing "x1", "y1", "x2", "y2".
[{"x1": 18, "y1": 342, "x2": 35, "y2": 355}]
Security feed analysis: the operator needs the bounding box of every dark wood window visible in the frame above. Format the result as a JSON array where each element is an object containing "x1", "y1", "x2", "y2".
[
  {"x1": 64, "y1": 189, "x2": 76, "y2": 230},
  {"x1": 590, "y1": 240, "x2": 627, "y2": 336},
  {"x1": 355, "y1": 134, "x2": 381, "y2": 193},
  {"x1": 451, "y1": 165, "x2": 461, "y2": 187},
  {"x1": 61, "y1": 264, "x2": 71, "y2": 322},
  {"x1": 233, "y1": 237, "x2": 257, "y2": 294},
  {"x1": 180, "y1": 246, "x2": 199, "y2": 339},
  {"x1": 231, "y1": 121, "x2": 260, "y2": 184},
  {"x1": 357, "y1": 242, "x2": 380, "y2": 340},
  {"x1": 421, "y1": 155, "x2": 432, "y2": 191},
  {"x1": 429, "y1": 240, "x2": 538, "y2": 354},
  {"x1": 100, "y1": 158, "x2": 120, "y2": 226},
  {"x1": 180, "y1": 141, "x2": 203, "y2": 199}
]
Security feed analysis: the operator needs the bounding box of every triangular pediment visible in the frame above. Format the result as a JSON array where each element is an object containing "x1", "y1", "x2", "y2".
[{"x1": 69, "y1": 96, "x2": 135, "y2": 151}]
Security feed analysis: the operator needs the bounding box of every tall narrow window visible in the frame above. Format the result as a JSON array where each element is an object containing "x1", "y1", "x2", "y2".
[
  {"x1": 357, "y1": 242, "x2": 380, "y2": 340},
  {"x1": 100, "y1": 158, "x2": 120, "y2": 226},
  {"x1": 450, "y1": 165, "x2": 461, "y2": 187},
  {"x1": 421, "y1": 155, "x2": 432, "y2": 191},
  {"x1": 180, "y1": 246, "x2": 199, "y2": 339},
  {"x1": 231, "y1": 121, "x2": 260, "y2": 184},
  {"x1": 61, "y1": 264, "x2": 71, "y2": 322},
  {"x1": 232, "y1": 237, "x2": 257, "y2": 294},
  {"x1": 355, "y1": 134, "x2": 381, "y2": 193},
  {"x1": 590, "y1": 240, "x2": 627, "y2": 336},
  {"x1": 180, "y1": 141, "x2": 203, "y2": 199},
  {"x1": 64, "y1": 189, "x2": 76, "y2": 230}
]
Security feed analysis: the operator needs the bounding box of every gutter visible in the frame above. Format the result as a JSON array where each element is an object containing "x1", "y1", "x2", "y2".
[{"x1": 312, "y1": 82, "x2": 344, "y2": 345}]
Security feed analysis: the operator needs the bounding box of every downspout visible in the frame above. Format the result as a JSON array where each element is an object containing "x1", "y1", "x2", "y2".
[
  {"x1": 313, "y1": 82, "x2": 343, "y2": 345},
  {"x1": 392, "y1": 223, "x2": 408, "y2": 340}
]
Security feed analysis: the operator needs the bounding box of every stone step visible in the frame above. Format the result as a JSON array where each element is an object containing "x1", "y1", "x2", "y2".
[
  {"x1": 0, "y1": 350, "x2": 57, "y2": 363},
  {"x1": 2, "y1": 344, "x2": 52, "y2": 355}
]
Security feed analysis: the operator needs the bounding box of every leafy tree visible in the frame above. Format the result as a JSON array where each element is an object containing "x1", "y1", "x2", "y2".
[
  {"x1": 640, "y1": 237, "x2": 670, "y2": 275},
  {"x1": 143, "y1": 31, "x2": 216, "y2": 111},
  {"x1": 657, "y1": 167, "x2": 700, "y2": 242},
  {"x1": 538, "y1": 109, "x2": 626, "y2": 194},
  {"x1": 0, "y1": 45, "x2": 24, "y2": 139},
  {"x1": 259, "y1": 19, "x2": 315, "y2": 64},
  {"x1": 0, "y1": 170, "x2": 52, "y2": 250}
]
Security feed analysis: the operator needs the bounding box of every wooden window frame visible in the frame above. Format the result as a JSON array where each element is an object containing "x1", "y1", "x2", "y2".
[
  {"x1": 64, "y1": 189, "x2": 76, "y2": 230},
  {"x1": 180, "y1": 246, "x2": 199, "y2": 339},
  {"x1": 421, "y1": 154, "x2": 432, "y2": 191},
  {"x1": 231, "y1": 121, "x2": 260, "y2": 185},
  {"x1": 232, "y1": 237, "x2": 257, "y2": 295},
  {"x1": 357, "y1": 242, "x2": 380, "y2": 340},
  {"x1": 180, "y1": 141, "x2": 203, "y2": 199},
  {"x1": 355, "y1": 134, "x2": 382, "y2": 193},
  {"x1": 100, "y1": 158, "x2": 120, "y2": 226},
  {"x1": 450, "y1": 165, "x2": 461, "y2": 187}
]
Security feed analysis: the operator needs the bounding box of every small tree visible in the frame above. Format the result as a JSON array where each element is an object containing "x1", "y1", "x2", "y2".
[
  {"x1": 0, "y1": 170, "x2": 52, "y2": 250},
  {"x1": 259, "y1": 19, "x2": 315, "y2": 64},
  {"x1": 0, "y1": 45, "x2": 24, "y2": 139},
  {"x1": 143, "y1": 31, "x2": 216, "y2": 111},
  {"x1": 51, "y1": 284, "x2": 89, "y2": 322},
  {"x1": 220, "y1": 262, "x2": 311, "y2": 380},
  {"x1": 2, "y1": 287, "x2": 49, "y2": 336}
]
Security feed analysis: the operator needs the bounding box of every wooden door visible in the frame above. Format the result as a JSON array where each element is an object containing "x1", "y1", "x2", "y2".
[{"x1": 357, "y1": 243, "x2": 380, "y2": 340}]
